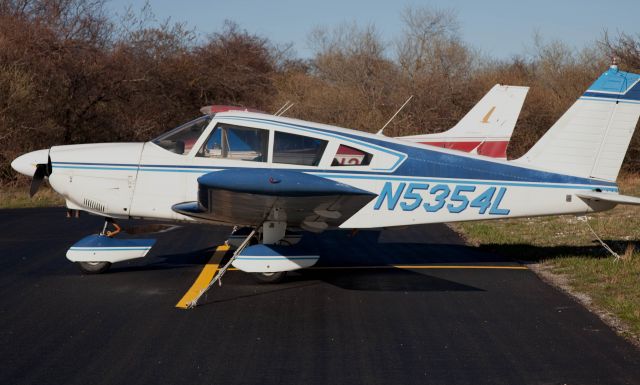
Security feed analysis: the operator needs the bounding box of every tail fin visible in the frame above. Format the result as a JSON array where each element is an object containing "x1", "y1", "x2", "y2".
[
  {"x1": 398, "y1": 85, "x2": 529, "y2": 159},
  {"x1": 516, "y1": 66, "x2": 640, "y2": 182}
]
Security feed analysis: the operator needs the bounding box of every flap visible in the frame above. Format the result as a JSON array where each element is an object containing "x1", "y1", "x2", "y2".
[{"x1": 576, "y1": 191, "x2": 640, "y2": 206}]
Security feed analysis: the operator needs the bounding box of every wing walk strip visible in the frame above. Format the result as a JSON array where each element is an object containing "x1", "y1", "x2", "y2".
[{"x1": 176, "y1": 245, "x2": 526, "y2": 309}]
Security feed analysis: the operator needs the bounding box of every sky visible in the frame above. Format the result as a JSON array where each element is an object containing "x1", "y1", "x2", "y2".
[{"x1": 107, "y1": 0, "x2": 639, "y2": 59}]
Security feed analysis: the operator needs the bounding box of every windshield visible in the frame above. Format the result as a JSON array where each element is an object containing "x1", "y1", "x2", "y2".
[{"x1": 152, "y1": 116, "x2": 212, "y2": 155}]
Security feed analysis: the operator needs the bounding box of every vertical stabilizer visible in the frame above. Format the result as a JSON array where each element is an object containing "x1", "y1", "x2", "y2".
[
  {"x1": 399, "y1": 85, "x2": 529, "y2": 159},
  {"x1": 516, "y1": 67, "x2": 640, "y2": 182}
]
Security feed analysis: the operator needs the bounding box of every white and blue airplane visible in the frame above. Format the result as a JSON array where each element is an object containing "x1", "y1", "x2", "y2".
[{"x1": 10, "y1": 65, "x2": 640, "y2": 283}]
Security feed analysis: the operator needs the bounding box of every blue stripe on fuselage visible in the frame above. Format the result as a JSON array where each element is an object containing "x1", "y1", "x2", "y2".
[
  {"x1": 219, "y1": 115, "x2": 616, "y2": 188},
  {"x1": 51, "y1": 113, "x2": 618, "y2": 190},
  {"x1": 50, "y1": 161, "x2": 618, "y2": 191}
]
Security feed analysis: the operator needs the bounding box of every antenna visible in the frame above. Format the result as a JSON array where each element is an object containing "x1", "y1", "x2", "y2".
[
  {"x1": 274, "y1": 101, "x2": 291, "y2": 116},
  {"x1": 376, "y1": 95, "x2": 413, "y2": 135},
  {"x1": 277, "y1": 103, "x2": 295, "y2": 117}
]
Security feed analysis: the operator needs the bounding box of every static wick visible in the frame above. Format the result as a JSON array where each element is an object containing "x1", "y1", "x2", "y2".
[{"x1": 377, "y1": 95, "x2": 414, "y2": 136}]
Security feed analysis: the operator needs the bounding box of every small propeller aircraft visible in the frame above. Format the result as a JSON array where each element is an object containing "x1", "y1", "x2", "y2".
[{"x1": 11, "y1": 65, "x2": 640, "y2": 289}]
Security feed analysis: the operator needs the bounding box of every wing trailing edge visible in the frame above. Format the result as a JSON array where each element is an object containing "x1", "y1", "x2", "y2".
[{"x1": 576, "y1": 191, "x2": 640, "y2": 206}]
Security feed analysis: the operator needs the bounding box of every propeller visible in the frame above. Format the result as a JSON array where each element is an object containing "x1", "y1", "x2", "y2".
[{"x1": 29, "y1": 157, "x2": 52, "y2": 197}]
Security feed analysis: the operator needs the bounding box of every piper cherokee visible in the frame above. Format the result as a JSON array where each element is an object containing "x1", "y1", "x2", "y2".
[{"x1": 11, "y1": 66, "x2": 640, "y2": 291}]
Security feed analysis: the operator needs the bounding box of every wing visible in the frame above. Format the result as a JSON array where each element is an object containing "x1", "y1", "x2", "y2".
[
  {"x1": 172, "y1": 168, "x2": 376, "y2": 230},
  {"x1": 576, "y1": 191, "x2": 640, "y2": 206}
]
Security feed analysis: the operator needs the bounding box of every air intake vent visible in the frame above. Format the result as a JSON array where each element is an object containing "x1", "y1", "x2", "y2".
[{"x1": 83, "y1": 198, "x2": 105, "y2": 213}]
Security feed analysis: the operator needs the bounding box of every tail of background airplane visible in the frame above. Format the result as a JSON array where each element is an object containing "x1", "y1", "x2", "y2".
[
  {"x1": 398, "y1": 85, "x2": 529, "y2": 159},
  {"x1": 515, "y1": 66, "x2": 640, "y2": 182}
]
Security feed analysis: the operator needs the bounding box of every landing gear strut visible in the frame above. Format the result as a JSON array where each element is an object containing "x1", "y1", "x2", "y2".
[{"x1": 187, "y1": 227, "x2": 258, "y2": 308}]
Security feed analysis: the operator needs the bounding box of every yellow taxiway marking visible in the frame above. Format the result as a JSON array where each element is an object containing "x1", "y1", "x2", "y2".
[
  {"x1": 175, "y1": 245, "x2": 229, "y2": 309},
  {"x1": 177, "y1": 247, "x2": 527, "y2": 308},
  {"x1": 224, "y1": 265, "x2": 527, "y2": 271},
  {"x1": 308, "y1": 265, "x2": 527, "y2": 270},
  {"x1": 392, "y1": 265, "x2": 527, "y2": 270}
]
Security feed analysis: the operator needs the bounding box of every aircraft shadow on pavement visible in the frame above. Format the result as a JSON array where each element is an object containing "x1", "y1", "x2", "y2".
[
  {"x1": 301, "y1": 269, "x2": 484, "y2": 292},
  {"x1": 475, "y1": 240, "x2": 638, "y2": 263},
  {"x1": 314, "y1": 230, "x2": 513, "y2": 266},
  {"x1": 109, "y1": 246, "x2": 219, "y2": 273},
  {"x1": 107, "y1": 228, "x2": 504, "y2": 294},
  {"x1": 194, "y1": 270, "x2": 482, "y2": 308}
]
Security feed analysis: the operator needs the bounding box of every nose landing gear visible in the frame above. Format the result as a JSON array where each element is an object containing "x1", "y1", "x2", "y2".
[
  {"x1": 75, "y1": 219, "x2": 120, "y2": 274},
  {"x1": 67, "y1": 218, "x2": 156, "y2": 274}
]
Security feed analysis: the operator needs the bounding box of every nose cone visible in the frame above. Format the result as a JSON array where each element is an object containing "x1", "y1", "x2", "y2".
[{"x1": 11, "y1": 149, "x2": 49, "y2": 177}]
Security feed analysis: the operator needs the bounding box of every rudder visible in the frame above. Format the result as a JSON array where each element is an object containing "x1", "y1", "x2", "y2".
[{"x1": 516, "y1": 66, "x2": 640, "y2": 182}]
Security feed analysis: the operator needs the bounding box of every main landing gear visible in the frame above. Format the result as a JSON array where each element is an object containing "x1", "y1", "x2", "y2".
[
  {"x1": 186, "y1": 221, "x2": 320, "y2": 307},
  {"x1": 227, "y1": 225, "x2": 301, "y2": 284}
]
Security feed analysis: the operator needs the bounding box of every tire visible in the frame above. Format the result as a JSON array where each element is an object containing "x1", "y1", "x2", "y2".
[
  {"x1": 76, "y1": 261, "x2": 111, "y2": 274},
  {"x1": 252, "y1": 271, "x2": 287, "y2": 283}
]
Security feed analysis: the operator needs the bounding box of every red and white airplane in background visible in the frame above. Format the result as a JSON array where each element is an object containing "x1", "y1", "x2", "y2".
[{"x1": 397, "y1": 85, "x2": 528, "y2": 159}]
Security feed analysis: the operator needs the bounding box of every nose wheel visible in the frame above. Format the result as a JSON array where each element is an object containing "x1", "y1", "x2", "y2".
[
  {"x1": 77, "y1": 261, "x2": 112, "y2": 274},
  {"x1": 72, "y1": 218, "x2": 121, "y2": 274},
  {"x1": 252, "y1": 271, "x2": 287, "y2": 283}
]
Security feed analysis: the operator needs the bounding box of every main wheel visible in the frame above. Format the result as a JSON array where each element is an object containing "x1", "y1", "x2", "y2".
[
  {"x1": 76, "y1": 261, "x2": 111, "y2": 274},
  {"x1": 252, "y1": 271, "x2": 287, "y2": 283}
]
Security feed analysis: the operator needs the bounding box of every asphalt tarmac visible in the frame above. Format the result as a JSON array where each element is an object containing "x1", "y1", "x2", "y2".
[{"x1": 1, "y1": 207, "x2": 639, "y2": 385}]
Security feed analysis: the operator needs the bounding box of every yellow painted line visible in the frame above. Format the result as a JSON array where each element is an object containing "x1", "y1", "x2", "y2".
[
  {"x1": 175, "y1": 245, "x2": 230, "y2": 309},
  {"x1": 225, "y1": 264, "x2": 527, "y2": 271},
  {"x1": 309, "y1": 265, "x2": 527, "y2": 270},
  {"x1": 392, "y1": 265, "x2": 527, "y2": 270}
]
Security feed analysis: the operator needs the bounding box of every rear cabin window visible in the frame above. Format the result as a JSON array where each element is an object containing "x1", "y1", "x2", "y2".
[
  {"x1": 273, "y1": 132, "x2": 328, "y2": 166},
  {"x1": 331, "y1": 144, "x2": 372, "y2": 166},
  {"x1": 197, "y1": 124, "x2": 269, "y2": 162}
]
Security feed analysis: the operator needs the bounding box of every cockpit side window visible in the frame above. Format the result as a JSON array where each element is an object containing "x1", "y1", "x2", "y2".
[
  {"x1": 153, "y1": 116, "x2": 211, "y2": 155},
  {"x1": 331, "y1": 144, "x2": 373, "y2": 166},
  {"x1": 197, "y1": 123, "x2": 269, "y2": 162},
  {"x1": 272, "y1": 131, "x2": 328, "y2": 166}
]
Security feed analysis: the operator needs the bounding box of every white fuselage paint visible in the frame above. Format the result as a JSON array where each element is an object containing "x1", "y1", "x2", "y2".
[{"x1": 45, "y1": 112, "x2": 617, "y2": 229}]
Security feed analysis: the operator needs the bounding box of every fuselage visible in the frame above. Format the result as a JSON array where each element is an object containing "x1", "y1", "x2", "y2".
[{"x1": 27, "y1": 111, "x2": 615, "y2": 229}]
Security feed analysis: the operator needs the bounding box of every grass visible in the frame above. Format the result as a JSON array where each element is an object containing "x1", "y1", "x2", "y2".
[
  {"x1": 0, "y1": 185, "x2": 64, "y2": 209},
  {"x1": 453, "y1": 174, "x2": 640, "y2": 341}
]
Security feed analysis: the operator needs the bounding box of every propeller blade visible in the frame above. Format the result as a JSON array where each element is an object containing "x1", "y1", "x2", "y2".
[{"x1": 29, "y1": 164, "x2": 47, "y2": 197}]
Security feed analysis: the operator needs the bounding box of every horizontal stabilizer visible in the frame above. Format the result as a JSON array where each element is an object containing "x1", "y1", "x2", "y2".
[{"x1": 576, "y1": 191, "x2": 640, "y2": 206}]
